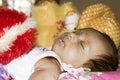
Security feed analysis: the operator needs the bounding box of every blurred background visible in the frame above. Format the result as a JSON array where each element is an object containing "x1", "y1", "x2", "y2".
[
  {"x1": 60, "y1": 0, "x2": 120, "y2": 22},
  {"x1": 0, "y1": 0, "x2": 120, "y2": 22}
]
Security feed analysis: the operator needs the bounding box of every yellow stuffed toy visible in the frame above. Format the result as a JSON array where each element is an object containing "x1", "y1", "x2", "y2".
[
  {"x1": 77, "y1": 3, "x2": 120, "y2": 48},
  {"x1": 31, "y1": 0, "x2": 77, "y2": 47}
]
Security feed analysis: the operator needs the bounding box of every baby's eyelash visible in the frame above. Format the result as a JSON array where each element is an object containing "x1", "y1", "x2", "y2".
[{"x1": 80, "y1": 41, "x2": 84, "y2": 50}]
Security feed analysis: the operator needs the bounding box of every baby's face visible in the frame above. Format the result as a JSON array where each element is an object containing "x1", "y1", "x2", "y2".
[{"x1": 52, "y1": 28, "x2": 109, "y2": 68}]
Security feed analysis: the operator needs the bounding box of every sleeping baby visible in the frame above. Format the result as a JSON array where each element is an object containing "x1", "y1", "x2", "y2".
[{"x1": 3, "y1": 28, "x2": 118, "y2": 80}]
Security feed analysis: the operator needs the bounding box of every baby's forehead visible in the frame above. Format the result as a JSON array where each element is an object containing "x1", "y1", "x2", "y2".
[
  {"x1": 75, "y1": 28, "x2": 103, "y2": 38},
  {"x1": 77, "y1": 29, "x2": 110, "y2": 48}
]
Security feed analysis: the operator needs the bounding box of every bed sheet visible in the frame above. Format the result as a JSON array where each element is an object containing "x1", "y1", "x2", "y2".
[{"x1": 59, "y1": 67, "x2": 120, "y2": 80}]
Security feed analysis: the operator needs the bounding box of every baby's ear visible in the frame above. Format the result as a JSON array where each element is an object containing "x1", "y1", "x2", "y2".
[{"x1": 83, "y1": 67, "x2": 91, "y2": 72}]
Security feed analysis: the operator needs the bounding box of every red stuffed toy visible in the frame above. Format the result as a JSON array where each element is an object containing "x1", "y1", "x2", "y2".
[{"x1": 0, "y1": 7, "x2": 36, "y2": 65}]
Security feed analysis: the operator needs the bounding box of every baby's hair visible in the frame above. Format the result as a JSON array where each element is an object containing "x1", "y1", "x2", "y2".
[{"x1": 82, "y1": 28, "x2": 118, "y2": 71}]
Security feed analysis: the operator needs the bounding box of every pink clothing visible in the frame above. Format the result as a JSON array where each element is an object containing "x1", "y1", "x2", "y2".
[
  {"x1": 5, "y1": 46, "x2": 83, "y2": 80},
  {"x1": 4, "y1": 46, "x2": 120, "y2": 80}
]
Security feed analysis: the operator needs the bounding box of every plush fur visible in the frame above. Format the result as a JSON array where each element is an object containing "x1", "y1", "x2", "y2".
[
  {"x1": 31, "y1": 0, "x2": 77, "y2": 47},
  {"x1": 0, "y1": 7, "x2": 36, "y2": 65}
]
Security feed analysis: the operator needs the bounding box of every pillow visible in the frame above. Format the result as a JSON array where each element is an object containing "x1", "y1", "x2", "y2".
[{"x1": 77, "y1": 3, "x2": 120, "y2": 48}]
